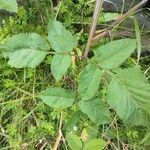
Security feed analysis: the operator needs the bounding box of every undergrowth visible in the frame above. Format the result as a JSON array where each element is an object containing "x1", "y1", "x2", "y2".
[{"x1": 0, "y1": 1, "x2": 150, "y2": 150}]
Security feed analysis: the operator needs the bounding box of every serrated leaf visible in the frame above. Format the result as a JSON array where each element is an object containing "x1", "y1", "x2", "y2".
[
  {"x1": 94, "y1": 39, "x2": 136, "y2": 69},
  {"x1": 66, "y1": 133, "x2": 82, "y2": 150},
  {"x1": 51, "y1": 54, "x2": 71, "y2": 81},
  {"x1": 83, "y1": 139, "x2": 106, "y2": 150},
  {"x1": 0, "y1": 0, "x2": 18, "y2": 13},
  {"x1": 38, "y1": 88, "x2": 75, "y2": 108},
  {"x1": 7, "y1": 49, "x2": 48, "y2": 68},
  {"x1": 0, "y1": 33, "x2": 49, "y2": 52},
  {"x1": 78, "y1": 63, "x2": 102, "y2": 100},
  {"x1": 79, "y1": 98, "x2": 110, "y2": 125},
  {"x1": 0, "y1": 33, "x2": 49, "y2": 68},
  {"x1": 114, "y1": 67, "x2": 148, "y2": 83},
  {"x1": 107, "y1": 68, "x2": 150, "y2": 126},
  {"x1": 115, "y1": 68, "x2": 150, "y2": 113},
  {"x1": 48, "y1": 20, "x2": 76, "y2": 52}
]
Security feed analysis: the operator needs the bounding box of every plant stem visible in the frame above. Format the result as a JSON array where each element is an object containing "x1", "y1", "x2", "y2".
[
  {"x1": 83, "y1": 0, "x2": 104, "y2": 59},
  {"x1": 92, "y1": 0, "x2": 148, "y2": 44}
]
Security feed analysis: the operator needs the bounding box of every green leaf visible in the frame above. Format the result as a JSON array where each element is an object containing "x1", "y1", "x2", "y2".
[
  {"x1": 141, "y1": 129, "x2": 150, "y2": 145},
  {"x1": 107, "y1": 68, "x2": 150, "y2": 126},
  {"x1": 66, "y1": 133, "x2": 82, "y2": 150},
  {"x1": 48, "y1": 20, "x2": 76, "y2": 52},
  {"x1": 134, "y1": 17, "x2": 141, "y2": 63},
  {"x1": 6, "y1": 49, "x2": 48, "y2": 68},
  {"x1": 0, "y1": 0, "x2": 18, "y2": 13},
  {"x1": 79, "y1": 98, "x2": 110, "y2": 125},
  {"x1": 78, "y1": 63, "x2": 102, "y2": 100},
  {"x1": 99, "y1": 12, "x2": 120, "y2": 22},
  {"x1": 86, "y1": 126, "x2": 99, "y2": 141},
  {"x1": 38, "y1": 88, "x2": 75, "y2": 108},
  {"x1": 51, "y1": 54, "x2": 71, "y2": 81},
  {"x1": 114, "y1": 67, "x2": 148, "y2": 83},
  {"x1": 94, "y1": 39, "x2": 136, "y2": 69},
  {"x1": 83, "y1": 139, "x2": 106, "y2": 150},
  {"x1": 65, "y1": 111, "x2": 82, "y2": 132},
  {"x1": 115, "y1": 68, "x2": 150, "y2": 113},
  {"x1": 0, "y1": 33, "x2": 49, "y2": 68}
]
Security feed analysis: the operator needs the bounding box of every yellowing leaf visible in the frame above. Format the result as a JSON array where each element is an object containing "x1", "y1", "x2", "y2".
[
  {"x1": 81, "y1": 128, "x2": 89, "y2": 142},
  {"x1": 83, "y1": 139, "x2": 106, "y2": 150}
]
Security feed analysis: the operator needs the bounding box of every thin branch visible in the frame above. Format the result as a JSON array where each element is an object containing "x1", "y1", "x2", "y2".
[
  {"x1": 53, "y1": 112, "x2": 63, "y2": 150},
  {"x1": 40, "y1": 141, "x2": 48, "y2": 150},
  {"x1": 83, "y1": 0, "x2": 104, "y2": 59},
  {"x1": 91, "y1": 0, "x2": 148, "y2": 44},
  {"x1": 109, "y1": 0, "x2": 148, "y2": 30}
]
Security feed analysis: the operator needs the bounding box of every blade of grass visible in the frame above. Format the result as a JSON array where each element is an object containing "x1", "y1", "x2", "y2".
[{"x1": 134, "y1": 17, "x2": 141, "y2": 64}]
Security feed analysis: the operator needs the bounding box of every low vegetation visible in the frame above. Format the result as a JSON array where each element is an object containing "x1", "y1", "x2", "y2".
[{"x1": 0, "y1": 0, "x2": 150, "y2": 149}]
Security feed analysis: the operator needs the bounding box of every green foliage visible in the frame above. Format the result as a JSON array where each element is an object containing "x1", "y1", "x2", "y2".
[
  {"x1": 48, "y1": 20, "x2": 76, "y2": 52},
  {"x1": 51, "y1": 54, "x2": 71, "y2": 82},
  {"x1": 99, "y1": 12, "x2": 120, "y2": 22},
  {"x1": 0, "y1": 1, "x2": 150, "y2": 149},
  {"x1": 65, "y1": 111, "x2": 82, "y2": 132},
  {"x1": 0, "y1": 33, "x2": 49, "y2": 68},
  {"x1": 78, "y1": 63, "x2": 102, "y2": 100},
  {"x1": 66, "y1": 133, "x2": 83, "y2": 150},
  {"x1": 107, "y1": 68, "x2": 150, "y2": 127},
  {"x1": 38, "y1": 87, "x2": 75, "y2": 108},
  {"x1": 141, "y1": 129, "x2": 150, "y2": 145},
  {"x1": 107, "y1": 77, "x2": 150, "y2": 126},
  {"x1": 48, "y1": 19, "x2": 76, "y2": 81},
  {"x1": 134, "y1": 17, "x2": 141, "y2": 63},
  {"x1": 0, "y1": 0, "x2": 18, "y2": 12},
  {"x1": 79, "y1": 98, "x2": 110, "y2": 125},
  {"x1": 94, "y1": 39, "x2": 136, "y2": 69},
  {"x1": 59, "y1": 0, "x2": 94, "y2": 28},
  {"x1": 83, "y1": 139, "x2": 106, "y2": 150},
  {"x1": 66, "y1": 133, "x2": 106, "y2": 150},
  {"x1": 115, "y1": 68, "x2": 150, "y2": 113}
]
